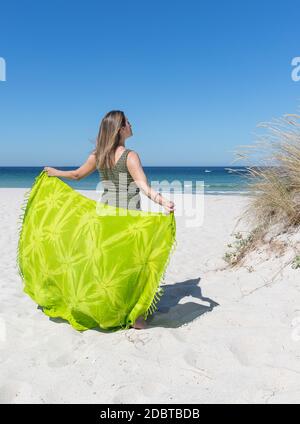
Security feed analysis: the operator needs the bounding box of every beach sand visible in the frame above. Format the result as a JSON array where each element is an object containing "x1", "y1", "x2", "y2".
[{"x1": 0, "y1": 188, "x2": 299, "y2": 404}]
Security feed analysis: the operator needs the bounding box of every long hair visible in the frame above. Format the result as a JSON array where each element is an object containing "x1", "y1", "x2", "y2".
[{"x1": 93, "y1": 110, "x2": 126, "y2": 170}]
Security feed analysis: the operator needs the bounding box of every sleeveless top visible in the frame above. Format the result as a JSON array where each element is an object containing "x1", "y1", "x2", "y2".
[{"x1": 98, "y1": 148, "x2": 141, "y2": 210}]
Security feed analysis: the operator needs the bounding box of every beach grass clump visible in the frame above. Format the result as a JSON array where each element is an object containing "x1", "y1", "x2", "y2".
[
  {"x1": 292, "y1": 255, "x2": 300, "y2": 269},
  {"x1": 223, "y1": 228, "x2": 261, "y2": 267},
  {"x1": 227, "y1": 111, "x2": 300, "y2": 266}
]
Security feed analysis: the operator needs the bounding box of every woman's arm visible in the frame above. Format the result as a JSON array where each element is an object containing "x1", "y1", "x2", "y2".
[
  {"x1": 127, "y1": 151, "x2": 175, "y2": 212},
  {"x1": 44, "y1": 153, "x2": 97, "y2": 180}
]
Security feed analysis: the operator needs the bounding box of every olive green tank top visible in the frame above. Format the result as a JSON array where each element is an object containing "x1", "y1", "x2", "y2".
[{"x1": 98, "y1": 148, "x2": 141, "y2": 210}]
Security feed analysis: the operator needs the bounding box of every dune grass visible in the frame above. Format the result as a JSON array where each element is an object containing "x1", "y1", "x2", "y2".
[{"x1": 224, "y1": 111, "x2": 300, "y2": 267}]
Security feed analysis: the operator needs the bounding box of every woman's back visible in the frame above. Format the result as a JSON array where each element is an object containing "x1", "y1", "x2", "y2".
[{"x1": 98, "y1": 148, "x2": 141, "y2": 210}]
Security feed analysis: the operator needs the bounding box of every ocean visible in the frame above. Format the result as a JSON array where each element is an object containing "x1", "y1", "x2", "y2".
[{"x1": 0, "y1": 166, "x2": 252, "y2": 195}]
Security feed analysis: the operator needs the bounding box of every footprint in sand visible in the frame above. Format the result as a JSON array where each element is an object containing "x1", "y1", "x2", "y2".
[
  {"x1": 0, "y1": 381, "x2": 34, "y2": 403},
  {"x1": 46, "y1": 335, "x2": 86, "y2": 368},
  {"x1": 183, "y1": 349, "x2": 213, "y2": 380},
  {"x1": 228, "y1": 334, "x2": 272, "y2": 367}
]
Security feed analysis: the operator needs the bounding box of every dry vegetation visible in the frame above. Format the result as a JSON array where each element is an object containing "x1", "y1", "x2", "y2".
[{"x1": 223, "y1": 112, "x2": 300, "y2": 268}]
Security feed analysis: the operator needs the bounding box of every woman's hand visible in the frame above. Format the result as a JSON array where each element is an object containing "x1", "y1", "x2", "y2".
[
  {"x1": 162, "y1": 199, "x2": 175, "y2": 214},
  {"x1": 43, "y1": 166, "x2": 58, "y2": 177}
]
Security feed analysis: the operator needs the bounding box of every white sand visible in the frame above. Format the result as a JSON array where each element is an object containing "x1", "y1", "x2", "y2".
[{"x1": 0, "y1": 188, "x2": 300, "y2": 404}]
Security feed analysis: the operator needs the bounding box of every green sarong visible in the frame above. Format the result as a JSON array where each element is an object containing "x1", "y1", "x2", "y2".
[{"x1": 16, "y1": 170, "x2": 177, "y2": 332}]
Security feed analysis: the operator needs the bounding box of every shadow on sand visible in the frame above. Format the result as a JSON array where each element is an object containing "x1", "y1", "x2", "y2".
[{"x1": 37, "y1": 277, "x2": 218, "y2": 333}]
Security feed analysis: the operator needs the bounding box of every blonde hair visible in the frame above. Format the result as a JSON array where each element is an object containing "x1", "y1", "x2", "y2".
[{"x1": 93, "y1": 110, "x2": 126, "y2": 170}]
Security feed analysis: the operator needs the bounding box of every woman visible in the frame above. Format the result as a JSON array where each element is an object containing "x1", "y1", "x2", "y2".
[{"x1": 44, "y1": 110, "x2": 175, "y2": 329}]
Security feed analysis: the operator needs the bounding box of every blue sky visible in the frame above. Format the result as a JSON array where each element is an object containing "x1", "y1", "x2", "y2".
[{"x1": 1, "y1": 0, "x2": 300, "y2": 166}]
